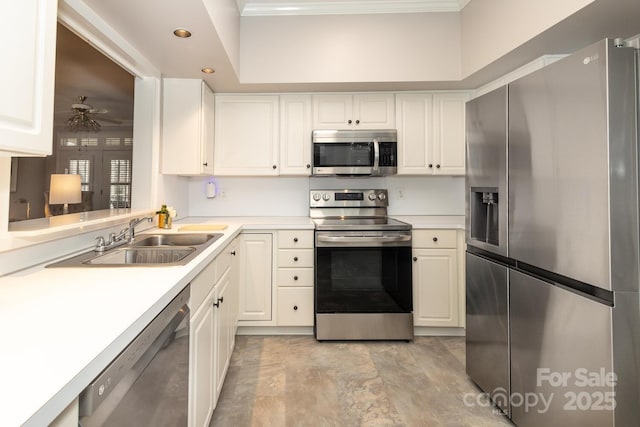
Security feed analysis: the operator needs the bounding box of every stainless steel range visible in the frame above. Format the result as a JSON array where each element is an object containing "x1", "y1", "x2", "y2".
[{"x1": 310, "y1": 189, "x2": 413, "y2": 341}]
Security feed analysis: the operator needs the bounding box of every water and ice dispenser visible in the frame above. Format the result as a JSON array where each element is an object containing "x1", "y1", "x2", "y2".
[{"x1": 470, "y1": 187, "x2": 499, "y2": 246}]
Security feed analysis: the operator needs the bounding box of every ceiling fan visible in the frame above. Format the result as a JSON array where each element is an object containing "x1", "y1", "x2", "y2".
[{"x1": 66, "y1": 95, "x2": 120, "y2": 131}]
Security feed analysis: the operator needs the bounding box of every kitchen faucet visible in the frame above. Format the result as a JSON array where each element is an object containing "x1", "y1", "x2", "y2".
[{"x1": 94, "y1": 216, "x2": 153, "y2": 252}]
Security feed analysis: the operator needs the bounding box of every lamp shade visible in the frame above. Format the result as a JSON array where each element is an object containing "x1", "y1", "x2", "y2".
[{"x1": 49, "y1": 174, "x2": 82, "y2": 205}]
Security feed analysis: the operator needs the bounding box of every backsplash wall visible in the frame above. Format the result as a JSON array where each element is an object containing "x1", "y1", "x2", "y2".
[{"x1": 187, "y1": 176, "x2": 464, "y2": 217}]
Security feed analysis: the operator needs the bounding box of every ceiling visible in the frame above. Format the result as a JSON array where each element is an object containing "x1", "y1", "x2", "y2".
[{"x1": 54, "y1": 24, "x2": 134, "y2": 132}]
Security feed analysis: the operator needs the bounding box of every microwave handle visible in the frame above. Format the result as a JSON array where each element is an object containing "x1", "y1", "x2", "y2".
[{"x1": 372, "y1": 139, "x2": 380, "y2": 174}]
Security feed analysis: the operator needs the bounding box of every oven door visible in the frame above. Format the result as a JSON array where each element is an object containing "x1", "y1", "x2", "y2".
[{"x1": 314, "y1": 231, "x2": 412, "y2": 314}]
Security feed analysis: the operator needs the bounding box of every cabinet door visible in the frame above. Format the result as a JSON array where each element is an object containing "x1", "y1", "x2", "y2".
[
  {"x1": 432, "y1": 93, "x2": 468, "y2": 175},
  {"x1": 396, "y1": 94, "x2": 433, "y2": 175},
  {"x1": 311, "y1": 94, "x2": 353, "y2": 129},
  {"x1": 229, "y1": 238, "x2": 240, "y2": 336},
  {"x1": 353, "y1": 93, "x2": 395, "y2": 129},
  {"x1": 214, "y1": 269, "x2": 232, "y2": 402},
  {"x1": 238, "y1": 233, "x2": 273, "y2": 321},
  {"x1": 412, "y1": 248, "x2": 459, "y2": 327},
  {"x1": 162, "y1": 79, "x2": 214, "y2": 175},
  {"x1": 280, "y1": 95, "x2": 312, "y2": 175},
  {"x1": 214, "y1": 96, "x2": 279, "y2": 175},
  {"x1": 189, "y1": 295, "x2": 215, "y2": 427},
  {"x1": 0, "y1": 0, "x2": 57, "y2": 155}
]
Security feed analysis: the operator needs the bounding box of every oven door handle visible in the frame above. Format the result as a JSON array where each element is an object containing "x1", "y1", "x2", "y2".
[{"x1": 317, "y1": 234, "x2": 411, "y2": 244}]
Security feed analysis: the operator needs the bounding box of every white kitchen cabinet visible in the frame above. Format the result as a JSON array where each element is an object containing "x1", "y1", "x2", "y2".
[
  {"x1": 162, "y1": 79, "x2": 215, "y2": 175},
  {"x1": 189, "y1": 287, "x2": 215, "y2": 427},
  {"x1": 0, "y1": 0, "x2": 57, "y2": 156},
  {"x1": 312, "y1": 93, "x2": 395, "y2": 129},
  {"x1": 276, "y1": 230, "x2": 314, "y2": 326},
  {"x1": 396, "y1": 92, "x2": 469, "y2": 175},
  {"x1": 412, "y1": 229, "x2": 460, "y2": 327},
  {"x1": 280, "y1": 95, "x2": 312, "y2": 175},
  {"x1": 214, "y1": 96, "x2": 279, "y2": 175},
  {"x1": 213, "y1": 267, "x2": 232, "y2": 400},
  {"x1": 238, "y1": 233, "x2": 273, "y2": 321}
]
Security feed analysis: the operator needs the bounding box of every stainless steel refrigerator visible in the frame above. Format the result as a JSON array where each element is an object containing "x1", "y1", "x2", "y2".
[{"x1": 466, "y1": 38, "x2": 640, "y2": 427}]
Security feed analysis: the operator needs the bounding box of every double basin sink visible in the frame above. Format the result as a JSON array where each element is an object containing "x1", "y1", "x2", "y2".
[{"x1": 47, "y1": 233, "x2": 223, "y2": 268}]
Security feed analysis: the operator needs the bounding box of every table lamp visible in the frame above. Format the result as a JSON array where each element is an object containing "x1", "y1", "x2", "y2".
[{"x1": 49, "y1": 174, "x2": 81, "y2": 215}]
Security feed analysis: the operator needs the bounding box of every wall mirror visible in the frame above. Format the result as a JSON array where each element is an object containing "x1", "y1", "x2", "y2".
[{"x1": 8, "y1": 23, "x2": 135, "y2": 223}]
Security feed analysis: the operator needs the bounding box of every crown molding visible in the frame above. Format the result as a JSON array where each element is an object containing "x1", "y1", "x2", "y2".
[{"x1": 241, "y1": 0, "x2": 472, "y2": 17}]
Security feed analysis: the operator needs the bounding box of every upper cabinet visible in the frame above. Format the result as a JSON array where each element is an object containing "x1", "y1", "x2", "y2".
[
  {"x1": 162, "y1": 79, "x2": 215, "y2": 175},
  {"x1": 312, "y1": 94, "x2": 395, "y2": 130},
  {"x1": 0, "y1": 0, "x2": 57, "y2": 156},
  {"x1": 279, "y1": 95, "x2": 312, "y2": 175},
  {"x1": 396, "y1": 92, "x2": 469, "y2": 176},
  {"x1": 214, "y1": 95, "x2": 279, "y2": 176}
]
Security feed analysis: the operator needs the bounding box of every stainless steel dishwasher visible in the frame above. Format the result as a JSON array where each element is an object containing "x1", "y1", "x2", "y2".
[{"x1": 79, "y1": 286, "x2": 190, "y2": 427}]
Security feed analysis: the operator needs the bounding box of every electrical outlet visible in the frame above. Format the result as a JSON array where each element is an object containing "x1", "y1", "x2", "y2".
[{"x1": 397, "y1": 188, "x2": 404, "y2": 199}]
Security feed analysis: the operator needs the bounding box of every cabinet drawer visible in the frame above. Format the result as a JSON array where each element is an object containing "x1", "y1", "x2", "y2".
[
  {"x1": 278, "y1": 230, "x2": 314, "y2": 248},
  {"x1": 413, "y1": 229, "x2": 457, "y2": 249},
  {"x1": 277, "y1": 287, "x2": 314, "y2": 326},
  {"x1": 277, "y1": 249, "x2": 314, "y2": 267},
  {"x1": 190, "y1": 260, "x2": 216, "y2": 312},
  {"x1": 277, "y1": 268, "x2": 314, "y2": 287},
  {"x1": 214, "y1": 245, "x2": 233, "y2": 283}
]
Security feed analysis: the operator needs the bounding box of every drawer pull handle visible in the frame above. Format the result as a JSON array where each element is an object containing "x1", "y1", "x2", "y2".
[
  {"x1": 293, "y1": 305, "x2": 298, "y2": 311},
  {"x1": 293, "y1": 256, "x2": 298, "y2": 262},
  {"x1": 294, "y1": 275, "x2": 299, "y2": 281},
  {"x1": 293, "y1": 237, "x2": 299, "y2": 242},
  {"x1": 433, "y1": 237, "x2": 438, "y2": 242}
]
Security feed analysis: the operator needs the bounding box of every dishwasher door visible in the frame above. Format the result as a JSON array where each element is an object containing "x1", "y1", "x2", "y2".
[{"x1": 79, "y1": 286, "x2": 190, "y2": 427}]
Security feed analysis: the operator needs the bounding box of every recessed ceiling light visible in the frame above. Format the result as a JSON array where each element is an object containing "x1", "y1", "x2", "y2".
[
  {"x1": 201, "y1": 67, "x2": 215, "y2": 74},
  {"x1": 173, "y1": 28, "x2": 192, "y2": 38}
]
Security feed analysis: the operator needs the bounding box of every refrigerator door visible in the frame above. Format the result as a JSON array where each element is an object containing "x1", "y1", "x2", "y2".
[
  {"x1": 465, "y1": 252, "x2": 510, "y2": 416},
  {"x1": 508, "y1": 39, "x2": 638, "y2": 292},
  {"x1": 510, "y1": 270, "x2": 614, "y2": 427},
  {"x1": 466, "y1": 86, "x2": 508, "y2": 257}
]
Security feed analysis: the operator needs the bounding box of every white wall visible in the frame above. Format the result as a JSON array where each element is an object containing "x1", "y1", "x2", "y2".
[
  {"x1": 461, "y1": 0, "x2": 595, "y2": 78},
  {"x1": 239, "y1": 12, "x2": 461, "y2": 84},
  {"x1": 203, "y1": 0, "x2": 241, "y2": 74},
  {"x1": 187, "y1": 175, "x2": 464, "y2": 217}
]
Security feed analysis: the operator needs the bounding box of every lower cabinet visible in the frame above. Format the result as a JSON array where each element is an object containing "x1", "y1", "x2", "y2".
[
  {"x1": 189, "y1": 238, "x2": 239, "y2": 427},
  {"x1": 238, "y1": 233, "x2": 273, "y2": 321},
  {"x1": 412, "y1": 229, "x2": 462, "y2": 327},
  {"x1": 277, "y1": 287, "x2": 314, "y2": 326}
]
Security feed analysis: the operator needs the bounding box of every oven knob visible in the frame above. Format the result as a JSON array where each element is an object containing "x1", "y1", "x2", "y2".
[
  {"x1": 368, "y1": 193, "x2": 377, "y2": 201},
  {"x1": 322, "y1": 193, "x2": 331, "y2": 201},
  {"x1": 377, "y1": 193, "x2": 387, "y2": 201},
  {"x1": 312, "y1": 193, "x2": 321, "y2": 201}
]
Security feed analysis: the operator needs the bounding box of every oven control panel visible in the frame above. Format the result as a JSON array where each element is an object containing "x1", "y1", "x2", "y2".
[{"x1": 310, "y1": 189, "x2": 389, "y2": 208}]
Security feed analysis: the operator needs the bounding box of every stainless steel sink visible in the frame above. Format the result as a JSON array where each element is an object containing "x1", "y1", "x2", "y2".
[
  {"x1": 131, "y1": 233, "x2": 220, "y2": 247},
  {"x1": 46, "y1": 233, "x2": 224, "y2": 268}
]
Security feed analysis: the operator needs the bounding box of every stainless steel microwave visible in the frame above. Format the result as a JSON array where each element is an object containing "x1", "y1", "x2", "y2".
[{"x1": 311, "y1": 129, "x2": 398, "y2": 176}]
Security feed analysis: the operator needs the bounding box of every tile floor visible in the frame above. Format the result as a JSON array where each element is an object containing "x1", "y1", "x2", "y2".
[{"x1": 210, "y1": 336, "x2": 513, "y2": 427}]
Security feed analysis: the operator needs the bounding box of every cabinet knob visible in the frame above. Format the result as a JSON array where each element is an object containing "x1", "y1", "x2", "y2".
[
  {"x1": 293, "y1": 275, "x2": 299, "y2": 281},
  {"x1": 355, "y1": 119, "x2": 360, "y2": 125},
  {"x1": 436, "y1": 164, "x2": 441, "y2": 169},
  {"x1": 293, "y1": 256, "x2": 298, "y2": 262},
  {"x1": 413, "y1": 256, "x2": 418, "y2": 262},
  {"x1": 272, "y1": 165, "x2": 277, "y2": 169},
  {"x1": 348, "y1": 119, "x2": 353, "y2": 124},
  {"x1": 203, "y1": 162, "x2": 208, "y2": 167},
  {"x1": 433, "y1": 237, "x2": 438, "y2": 242},
  {"x1": 293, "y1": 305, "x2": 298, "y2": 311},
  {"x1": 218, "y1": 297, "x2": 224, "y2": 304},
  {"x1": 428, "y1": 164, "x2": 433, "y2": 168},
  {"x1": 306, "y1": 164, "x2": 311, "y2": 168},
  {"x1": 231, "y1": 250, "x2": 236, "y2": 256},
  {"x1": 293, "y1": 237, "x2": 298, "y2": 242},
  {"x1": 213, "y1": 301, "x2": 220, "y2": 308}
]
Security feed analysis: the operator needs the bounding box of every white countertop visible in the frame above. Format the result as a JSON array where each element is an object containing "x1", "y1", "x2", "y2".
[
  {"x1": 393, "y1": 215, "x2": 466, "y2": 229},
  {"x1": 0, "y1": 214, "x2": 451, "y2": 425}
]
